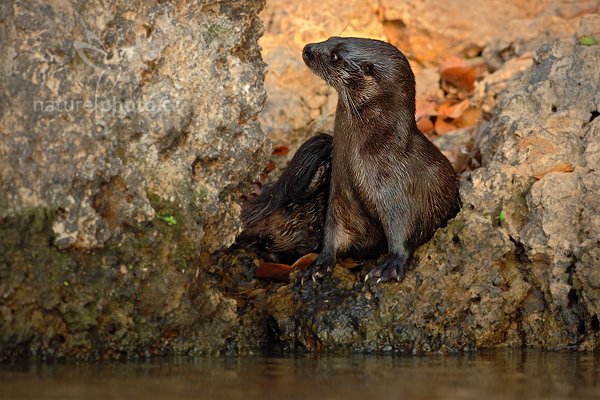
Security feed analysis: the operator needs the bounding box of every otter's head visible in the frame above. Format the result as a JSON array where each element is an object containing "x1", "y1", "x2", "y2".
[{"x1": 302, "y1": 37, "x2": 416, "y2": 117}]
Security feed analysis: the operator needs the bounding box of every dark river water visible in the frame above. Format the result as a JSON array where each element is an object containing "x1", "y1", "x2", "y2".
[{"x1": 1, "y1": 351, "x2": 599, "y2": 399}]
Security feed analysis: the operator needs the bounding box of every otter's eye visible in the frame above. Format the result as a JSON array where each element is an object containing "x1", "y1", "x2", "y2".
[
  {"x1": 363, "y1": 63, "x2": 374, "y2": 75},
  {"x1": 331, "y1": 52, "x2": 339, "y2": 62}
]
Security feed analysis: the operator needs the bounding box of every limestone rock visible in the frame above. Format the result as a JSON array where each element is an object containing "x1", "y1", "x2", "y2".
[
  {"x1": 379, "y1": 0, "x2": 563, "y2": 62},
  {"x1": 0, "y1": 0, "x2": 270, "y2": 359},
  {"x1": 482, "y1": 16, "x2": 579, "y2": 72},
  {"x1": 0, "y1": 0, "x2": 269, "y2": 252}
]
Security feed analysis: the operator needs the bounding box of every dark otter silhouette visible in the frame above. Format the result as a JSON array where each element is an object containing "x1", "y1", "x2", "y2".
[
  {"x1": 238, "y1": 133, "x2": 332, "y2": 264},
  {"x1": 300, "y1": 37, "x2": 460, "y2": 283}
]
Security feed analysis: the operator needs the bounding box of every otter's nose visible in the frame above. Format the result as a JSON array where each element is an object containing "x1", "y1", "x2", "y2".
[{"x1": 302, "y1": 44, "x2": 314, "y2": 62}]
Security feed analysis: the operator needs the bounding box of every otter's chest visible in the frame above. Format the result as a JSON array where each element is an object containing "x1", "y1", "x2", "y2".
[{"x1": 331, "y1": 149, "x2": 379, "y2": 211}]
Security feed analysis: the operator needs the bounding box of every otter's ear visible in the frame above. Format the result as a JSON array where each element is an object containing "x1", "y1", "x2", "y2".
[{"x1": 362, "y1": 62, "x2": 374, "y2": 75}]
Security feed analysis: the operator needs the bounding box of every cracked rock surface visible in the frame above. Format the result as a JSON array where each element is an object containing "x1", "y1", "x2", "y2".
[{"x1": 0, "y1": 0, "x2": 270, "y2": 359}]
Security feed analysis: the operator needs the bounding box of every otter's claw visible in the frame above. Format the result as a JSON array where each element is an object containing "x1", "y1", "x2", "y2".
[
  {"x1": 365, "y1": 253, "x2": 407, "y2": 283},
  {"x1": 300, "y1": 255, "x2": 335, "y2": 285}
]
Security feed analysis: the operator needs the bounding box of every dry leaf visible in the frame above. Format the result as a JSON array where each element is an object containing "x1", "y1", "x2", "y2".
[
  {"x1": 416, "y1": 99, "x2": 438, "y2": 119},
  {"x1": 440, "y1": 66, "x2": 477, "y2": 93},
  {"x1": 256, "y1": 262, "x2": 293, "y2": 282},
  {"x1": 417, "y1": 117, "x2": 434, "y2": 134},
  {"x1": 255, "y1": 253, "x2": 319, "y2": 282},
  {"x1": 272, "y1": 145, "x2": 289, "y2": 156},
  {"x1": 341, "y1": 258, "x2": 360, "y2": 269},
  {"x1": 435, "y1": 118, "x2": 458, "y2": 135},
  {"x1": 290, "y1": 253, "x2": 319, "y2": 270},
  {"x1": 438, "y1": 99, "x2": 470, "y2": 119},
  {"x1": 439, "y1": 56, "x2": 469, "y2": 70},
  {"x1": 454, "y1": 107, "x2": 480, "y2": 128}
]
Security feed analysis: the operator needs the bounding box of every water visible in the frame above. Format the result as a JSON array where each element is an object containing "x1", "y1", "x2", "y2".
[{"x1": 1, "y1": 351, "x2": 599, "y2": 400}]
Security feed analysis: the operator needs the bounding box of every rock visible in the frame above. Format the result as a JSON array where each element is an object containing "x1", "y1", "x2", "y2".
[
  {"x1": 1, "y1": 0, "x2": 269, "y2": 252},
  {"x1": 473, "y1": 56, "x2": 533, "y2": 116},
  {"x1": 2, "y1": 0, "x2": 599, "y2": 360},
  {"x1": 380, "y1": 0, "x2": 554, "y2": 62},
  {"x1": 0, "y1": 0, "x2": 270, "y2": 359},
  {"x1": 266, "y1": 15, "x2": 600, "y2": 352},
  {"x1": 482, "y1": 16, "x2": 579, "y2": 72}
]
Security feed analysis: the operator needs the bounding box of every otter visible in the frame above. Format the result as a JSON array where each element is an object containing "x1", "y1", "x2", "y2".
[
  {"x1": 238, "y1": 133, "x2": 333, "y2": 264},
  {"x1": 300, "y1": 37, "x2": 460, "y2": 283}
]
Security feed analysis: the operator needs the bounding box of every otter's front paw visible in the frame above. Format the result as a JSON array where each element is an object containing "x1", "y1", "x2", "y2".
[
  {"x1": 365, "y1": 253, "x2": 407, "y2": 283},
  {"x1": 300, "y1": 253, "x2": 335, "y2": 285}
]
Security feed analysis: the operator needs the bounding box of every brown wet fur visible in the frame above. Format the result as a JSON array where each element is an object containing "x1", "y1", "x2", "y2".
[
  {"x1": 301, "y1": 37, "x2": 460, "y2": 283},
  {"x1": 238, "y1": 37, "x2": 460, "y2": 282}
]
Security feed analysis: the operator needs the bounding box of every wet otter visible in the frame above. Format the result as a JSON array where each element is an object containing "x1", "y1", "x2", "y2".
[
  {"x1": 301, "y1": 37, "x2": 460, "y2": 283},
  {"x1": 238, "y1": 133, "x2": 333, "y2": 264}
]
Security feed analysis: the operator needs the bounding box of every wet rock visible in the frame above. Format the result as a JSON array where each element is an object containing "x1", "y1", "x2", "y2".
[
  {"x1": 266, "y1": 15, "x2": 600, "y2": 352},
  {"x1": 0, "y1": 0, "x2": 270, "y2": 359}
]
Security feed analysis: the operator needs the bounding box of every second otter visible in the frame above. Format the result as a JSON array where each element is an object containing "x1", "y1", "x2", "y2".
[{"x1": 302, "y1": 37, "x2": 460, "y2": 283}]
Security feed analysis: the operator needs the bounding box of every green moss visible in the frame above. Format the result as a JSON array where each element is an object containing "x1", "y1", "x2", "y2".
[
  {"x1": 580, "y1": 35, "x2": 597, "y2": 46},
  {"x1": 0, "y1": 202, "x2": 204, "y2": 360},
  {"x1": 205, "y1": 22, "x2": 232, "y2": 41},
  {"x1": 160, "y1": 215, "x2": 177, "y2": 226},
  {"x1": 498, "y1": 210, "x2": 506, "y2": 223}
]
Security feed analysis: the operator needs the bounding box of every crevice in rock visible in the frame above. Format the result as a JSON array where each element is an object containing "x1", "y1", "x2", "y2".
[
  {"x1": 567, "y1": 288, "x2": 579, "y2": 308},
  {"x1": 158, "y1": 114, "x2": 193, "y2": 160},
  {"x1": 566, "y1": 263, "x2": 576, "y2": 286},
  {"x1": 509, "y1": 236, "x2": 529, "y2": 264},
  {"x1": 577, "y1": 318, "x2": 586, "y2": 335},
  {"x1": 591, "y1": 315, "x2": 599, "y2": 332},
  {"x1": 264, "y1": 314, "x2": 284, "y2": 353},
  {"x1": 589, "y1": 110, "x2": 599, "y2": 123}
]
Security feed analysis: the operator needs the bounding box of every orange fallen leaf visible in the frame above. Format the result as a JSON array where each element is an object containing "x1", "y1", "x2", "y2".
[
  {"x1": 341, "y1": 258, "x2": 360, "y2": 269},
  {"x1": 438, "y1": 99, "x2": 470, "y2": 119},
  {"x1": 255, "y1": 253, "x2": 319, "y2": 282},
  {"x1": 417, "y1": 117, "x2": 434, "y2": 134},
  {"x1": 454, "y1": 107, "x2": 480, "y2": 128},
  {"x1": 256, "y1": 262, "x2": 293, "y2": 282},
  {"x1": 439, "y1": 56, "x2": 469, "y2": 70},
  {"x1": 440, "y1": 66, "x2": 477, "y2": 93},
  {"x1": 435, "y1": 118, "x2": 458, "y2": 135},
  {"x1": 290, "y1": 253, "x2": 319, "y2": 270},
  {"x1": 272, "y1": 145, "x2": 289, "y2": 156},
  {"x1": 533, "y1": 163, "x2": 574, "y2": 180}
]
